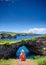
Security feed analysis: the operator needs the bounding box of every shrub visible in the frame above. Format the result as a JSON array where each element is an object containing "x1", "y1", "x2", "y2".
[
  {"x1": 31, "y1": 38, "x2": 36, "y2": 41},
  {"x1": 34, "y1": 56, "x2": 40, "y2": 59},
  {"x1": 37, "y1": 57, "x2": 46, "y2": 65},
  {"x1": 21, "y1": 40, "x2": 26, "y2": 44},
  {"x1": 3, "y1": 40, "x2": 10, "y2": 46},
  {"x1": 37, "y1": 36, "x2": 42, "y2": 38},
  {"x1": 0, "y1": 40, "x2": 2, "y2": 43}
]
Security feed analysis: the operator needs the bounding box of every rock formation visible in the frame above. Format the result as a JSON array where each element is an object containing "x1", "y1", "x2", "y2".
[{"x1": 0, "y1": 37, "x2": 46, "y2": 59}]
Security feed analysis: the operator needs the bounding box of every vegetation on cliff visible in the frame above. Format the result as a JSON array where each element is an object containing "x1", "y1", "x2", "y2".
[{"x1": 44, "y1": 34, "x2": 46, "y2": 37}]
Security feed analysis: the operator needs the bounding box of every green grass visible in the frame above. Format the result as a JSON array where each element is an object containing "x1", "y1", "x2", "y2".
[
  {"x1": 30, "y1": 38, "x2": 36, "y2": 41},
  {"x1": 0, "y1": 59, "x2": 12, "y2": 65},
  {"x1": 30, "y1": 56, "x2": 46, "y2": 65},
  {"x1": 34, "y1": 55, "x2": 41, "y2": 59},
  {"x1": 0, "y1": 59, "x2": 17, "y2": 65},
  {"x1": 0, "y1": 39, "x2": 12, "y2": 45},
  {"x1": 34, "y1": 56, "x2": 46, "y2": 65}
]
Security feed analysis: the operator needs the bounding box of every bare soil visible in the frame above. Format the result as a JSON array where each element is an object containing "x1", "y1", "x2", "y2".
[{"x1": 11, "y1": 59, "x2": 37, "y2": 65}]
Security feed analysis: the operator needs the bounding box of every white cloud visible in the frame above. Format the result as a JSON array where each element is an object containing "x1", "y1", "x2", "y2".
[{"x1": 23, "y1": 28, "x2": 46, "y2": 34}]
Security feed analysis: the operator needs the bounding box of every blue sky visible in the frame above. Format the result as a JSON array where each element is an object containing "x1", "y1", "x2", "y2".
[{"x1": 0, "y1": 0, "x2": 46, "y2": 33}]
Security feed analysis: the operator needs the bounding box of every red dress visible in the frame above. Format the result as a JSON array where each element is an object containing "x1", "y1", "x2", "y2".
[{"x1": 20, "y1": 54, "x2": 26, "y2": 61}]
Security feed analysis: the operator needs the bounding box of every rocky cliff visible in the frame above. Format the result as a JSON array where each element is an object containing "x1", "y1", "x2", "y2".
[
  {"x1": 0, "y1": 33, "x2": 16, "y2": 39},
  {"x1": 0, "y1": 37, "x2": 46, "y2": 59}
]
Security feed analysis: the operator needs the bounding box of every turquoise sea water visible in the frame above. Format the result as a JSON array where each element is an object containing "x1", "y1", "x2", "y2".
[
  {"x1": 7, "y1": 34, "x2": 43, "y2": 40},
  {"x1": 16, "y1": 46, "x2": 35, "y2": 59}
]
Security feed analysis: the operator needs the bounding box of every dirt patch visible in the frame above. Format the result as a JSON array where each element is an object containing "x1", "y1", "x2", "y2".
[{"x1": 12, "y1": 59, "x2": 37, "y2": 65}]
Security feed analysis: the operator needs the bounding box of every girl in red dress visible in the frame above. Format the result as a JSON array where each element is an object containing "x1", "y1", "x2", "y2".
[{"x1": 19, "y1": 49, "x2": 26, "y2": 61}]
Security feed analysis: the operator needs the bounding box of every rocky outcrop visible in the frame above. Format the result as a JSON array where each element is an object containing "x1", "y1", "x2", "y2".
[
  {"x1": 0, "y1": 33, "x2": 16, "y2": 39},
  {"x1": 0, "y1": 37, "x2": 46, "y2": 59}
]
